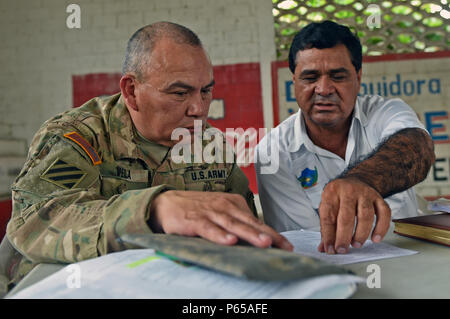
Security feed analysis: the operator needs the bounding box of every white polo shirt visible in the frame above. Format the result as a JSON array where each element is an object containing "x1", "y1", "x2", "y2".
[{"x1": 255, "y1": 95, "x2": 428, "y2": 232}]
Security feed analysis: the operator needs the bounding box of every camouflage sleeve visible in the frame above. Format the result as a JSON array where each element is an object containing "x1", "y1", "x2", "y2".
[
  {"x1": 225, "y1": 163, "x2": 258, "y2": 217},
  {"x1": 6, "y1": 126, "x2": 172, "y2": 265}
]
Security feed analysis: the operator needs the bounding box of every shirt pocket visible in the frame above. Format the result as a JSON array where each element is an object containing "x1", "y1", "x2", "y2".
[
  {"x1": 302, "y1": 184, "x2": 323, "y2": 211},
  {"x1": 294, "y1": 165, "x2": 324, "y2": 211}
]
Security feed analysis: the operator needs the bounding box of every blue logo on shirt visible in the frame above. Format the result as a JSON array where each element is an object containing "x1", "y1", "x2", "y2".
[{"x1": 298, "y1": 167, "x2": 318, "y2": 189}]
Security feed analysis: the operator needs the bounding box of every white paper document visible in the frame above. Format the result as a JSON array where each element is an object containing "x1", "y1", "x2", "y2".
[
  {"x1": 427, "y1": 198, "x2": 450, "y2": 213},
  {"x1": 281, "y1": 230, "x2": 418, "y2": 265},
  {"x1": 9, "y1": 249, "x2": 364, "y2": 299}
]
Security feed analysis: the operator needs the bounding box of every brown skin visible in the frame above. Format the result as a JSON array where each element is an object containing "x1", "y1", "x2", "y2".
[
  {"x1": 293, "y1": 45, "x2": 361, "y2": 159},
  {"x1": 148, "y1": 190, "x2": 293, "y2": 251},
  {"x1": 322, "y1": 127, "x2": 435, "y2": 254},
  {"x1": 120, "y1": 38, "x2": 213, "y2": 147},
  {"x1": 317, "y1": 177, "x2": 391, "y2": 254},
  {"x1": 120, "y1": 38, "x2": 293, "y2": 252},
  {"x1": 293, "y1": 45, "x2": 434, "y2": 254}
]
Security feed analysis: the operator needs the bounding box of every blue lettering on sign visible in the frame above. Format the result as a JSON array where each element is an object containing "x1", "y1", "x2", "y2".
[
  {"x1": 285, "y1": 81, "x2": 296, "y2": 102},
  {"x1": 286, "y1": 74, "x2": 442, "y2": 98},
  {"x1": 359, "y1": 74, "x2": 441, "y2": 97},
  {"x1": 425, "y1": 111, "x2": 450, "y2": 144}
]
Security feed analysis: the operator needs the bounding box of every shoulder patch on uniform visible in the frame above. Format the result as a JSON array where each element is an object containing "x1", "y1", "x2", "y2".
[
  {"x1": 63, "y1": 132, "x2": 102, "y2": 165},
  {"x1": 40, "y1": 158, "x2": 87, "y2": 189}
]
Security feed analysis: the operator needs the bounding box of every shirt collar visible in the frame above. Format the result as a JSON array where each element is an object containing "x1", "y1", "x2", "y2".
[
  {"x1": 353, "y1": 96, "x2": 368, "y2": 127},
  {"x1": 287, "y1": 110, "x2": 305, "y2": 153},
  {"x1": 134, "y1": 128, "x2": 171, "y2": 165},
  {"x1": 288, "y1": 96, "x2": 367, "y2": 153}
]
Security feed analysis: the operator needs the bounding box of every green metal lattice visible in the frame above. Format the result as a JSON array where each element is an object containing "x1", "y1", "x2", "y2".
[{"x1": 273, "y1": 0, "x2": 450, "y2": 60}]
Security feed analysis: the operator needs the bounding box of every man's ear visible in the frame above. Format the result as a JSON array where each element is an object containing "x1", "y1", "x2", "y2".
[
  {"x1": 356, "y1": 68, "x2": 362, "y2": 85},
  {"x1": 120, "y1": 75, "x2": 139, "y2": 112}
]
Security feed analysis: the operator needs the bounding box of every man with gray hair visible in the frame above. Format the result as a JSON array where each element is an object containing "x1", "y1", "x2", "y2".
[{"x1": 1, "y1": 21, "x2": 292, "y2": 293}]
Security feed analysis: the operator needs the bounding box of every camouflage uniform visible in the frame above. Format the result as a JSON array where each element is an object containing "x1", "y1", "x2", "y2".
[{"x1": 4, "y1": 93, "x2": 255, "y2": 288}]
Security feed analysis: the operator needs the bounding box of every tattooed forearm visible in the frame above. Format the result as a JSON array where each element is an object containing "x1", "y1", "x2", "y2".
[{"x1": 337, "y1": 128, "x2": 435, "y2": 198}]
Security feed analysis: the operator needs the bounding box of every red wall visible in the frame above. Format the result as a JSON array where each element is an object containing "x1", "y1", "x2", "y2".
[
  {"x1": 0, "y1": 199, "x2": 12, "y2": 241},
  {"x1": 73, "y1": 73, "x2": 122, "y2": 108},
  {"x1": 207, "y1": 63, "x2": 264, "y2": 193}
]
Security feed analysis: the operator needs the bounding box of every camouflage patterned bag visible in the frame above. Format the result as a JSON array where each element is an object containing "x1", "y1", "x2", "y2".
[{"x1": 122, "y1": 233, "x2": 353, "y2": 281}]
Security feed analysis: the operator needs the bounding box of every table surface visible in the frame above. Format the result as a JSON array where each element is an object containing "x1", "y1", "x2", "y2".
[
  {"x1": 5, "y1": 226, "x2": 450, "y2": 299},
  {"x1": 347, "y1": 227, "x2": 450, "y2": 299}
]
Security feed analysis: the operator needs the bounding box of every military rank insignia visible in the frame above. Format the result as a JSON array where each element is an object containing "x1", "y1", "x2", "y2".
[
  {"x1": 297, "y1": 167, "x2": 318, "y2": 189},
  {"x1": 40, "y1": 158, "x2": 87, "y2": 189}
]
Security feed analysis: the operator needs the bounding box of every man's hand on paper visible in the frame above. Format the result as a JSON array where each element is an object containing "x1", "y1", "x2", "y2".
[
  {"x1": 148, "y1": 190, "x2": 294, "y2": 251},
  {"x1": 317, "y1": 177, "x2": 391, "y2": 254}
]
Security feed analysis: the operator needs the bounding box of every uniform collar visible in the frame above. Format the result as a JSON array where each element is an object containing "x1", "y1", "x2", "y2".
[
  {"x1": 108, "y1": 93, "x2": 169, "y2": 166},
  {"x1": 134, "y1": 128, "x2": 171, "y2": 165},
  {"x1": 288, "y1": 96, "x2": 367, "y2": 153}
]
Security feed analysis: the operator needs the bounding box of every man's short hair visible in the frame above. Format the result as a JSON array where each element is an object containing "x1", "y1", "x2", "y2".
[
  {"x1": 122, "y1": 21, "x2": 202, "y2": 80},
  {"x1": 288, "y1": 20, "x2": 362, "y2": 73}
]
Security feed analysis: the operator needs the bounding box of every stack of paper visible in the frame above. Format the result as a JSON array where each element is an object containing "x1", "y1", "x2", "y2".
[
  {"x1": 427, "y1": 198, "x2": 450, "y2": 213},
  {"x1": 8, "y1": 229, "x2": 421, "y2": 299},
  {"x1": 281, "y1": 230, "x2": 418, "y2": 265},
  {"x1": 8, "y1": 249, "x2": 363, "y2": 299}
]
